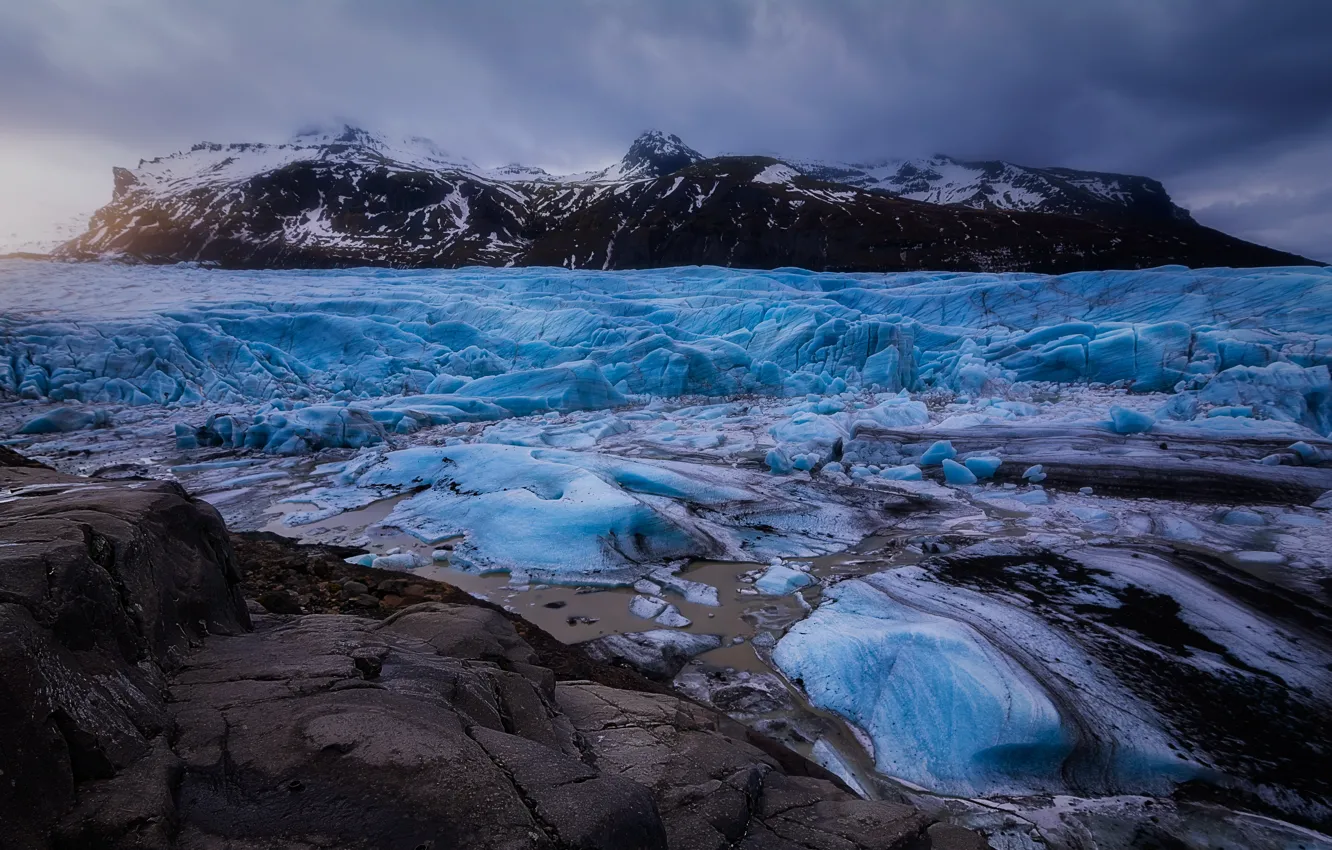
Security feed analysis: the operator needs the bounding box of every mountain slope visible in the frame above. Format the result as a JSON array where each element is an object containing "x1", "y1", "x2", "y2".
[
  {"x1": 791, "y1": 155, "x2": 1195, "y2": 222},
  {"x1": 52, "y1": 127, "x2": 1317, "y2": 272}
]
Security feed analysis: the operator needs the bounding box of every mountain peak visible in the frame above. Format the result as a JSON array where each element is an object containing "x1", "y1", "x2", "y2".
[
  {"x1": 620, "y1": 130, "x2": 703, "y2": 178},
  {"x1": 291, "y1": 124, "x2": 382, "y2": 146}
]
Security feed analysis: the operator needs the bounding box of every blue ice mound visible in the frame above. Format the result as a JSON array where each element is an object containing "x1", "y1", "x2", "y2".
[
  {"x1": 1108, "y1": 406, "x2": 1155, "y2": 435},
  {"x1": 482, "y1": 416, "x2": 629, "y2": 449},
  {"x1": 452, "y1": 360, "x2": 625, "y2": 416},
  {"x1": 18, "y1": 406, "x2": 111, "y2": 434},
  {"x1": 964, "y1": 456, "x2": 1002, "y2": 479},
  {"x1": 920, "y1": 440, "x2": 957, "y2": 466},
  {"x1": 290, "y1": 443, "x2": 756, "y2": 581},
  {"x1": 853, "y1": 394, "x2": 930, "y2": 432},
  {"x1": 755, "y1": 565, "x2": 814, "y2": 595},
  {"x1": 773, "y1": 576, "x2": 1069, "y2": 795},
  {"x1": 1196, "y1": 363, "x2": 1332, "y2": 435}
]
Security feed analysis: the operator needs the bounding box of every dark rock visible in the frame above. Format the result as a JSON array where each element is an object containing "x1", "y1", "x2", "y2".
[
  {"x1": 581, "y1": 630, "x2": 724, "y2": 680},
  {"x1": 53, "y1": 737, "x2": 181, "y2": 850},
  {"x1": 162, "y1": 609, "x2": 938, "y2": 849},
  {"x1": 927, "y1": 821, "x2": 991, "y2": 850},
  {"x1": 0, "y1": 445, "x2": 49, "y2": 468},
  {"x1": 0, "y1": 467, "x2": 249, "y2": 847},
  {"x1": 255, "y1": 589, "x2": 302, "y2": 615},
  {"x1": 556, "y1": 683, "x2": 933, "y2": 849},
  {"x1": 340, "y1": 579, "x2": 369, "y2": 596},
  {"x1": 379, "y1": 602, "x2": 541, "y2": 665},
  {"x1": 0, "y1": 480, "x2": 970, "y2": 849}
]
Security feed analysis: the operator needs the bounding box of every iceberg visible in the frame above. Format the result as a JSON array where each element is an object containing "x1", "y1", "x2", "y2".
[
  {"x1": 920, "y1": 440, "x2": 957, "y2": 466},
  {"x1": 774, "y1": 576, "x2": 1070, "y2": 795},
  {"x1": 942, "y1": 458, "x2": 978, "y2": 486},
  {"x1": 754, "y1": 564, "x2": 815, "y2": 595}
]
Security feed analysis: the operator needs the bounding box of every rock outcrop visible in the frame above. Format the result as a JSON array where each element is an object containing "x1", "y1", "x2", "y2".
[
  {"x1": 0, "y1": 461, "x2": 249, "y2": 848},
  {"x1": 0, "y1": 452, "x2": 971, "y2": 849}
]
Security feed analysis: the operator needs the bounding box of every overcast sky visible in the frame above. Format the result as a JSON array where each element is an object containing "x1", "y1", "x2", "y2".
[{"x1": 2, "y1": 0, "x2": 1328, "y2": 260}]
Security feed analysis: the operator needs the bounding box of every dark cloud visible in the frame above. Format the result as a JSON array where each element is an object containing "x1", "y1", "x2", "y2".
[{"x1": 2, "y1": 0, "x2": 1329, "y2": 259}]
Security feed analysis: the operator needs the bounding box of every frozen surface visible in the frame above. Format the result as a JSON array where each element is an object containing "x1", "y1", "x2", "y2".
[
  {"x1": 3, "y1": 261, "x2": 1331, "y2": 437},
  {"x1": 775, "y1": 577, "x2": 1070, "y2": 795},
  {"x1": 274, "y1": 440, "x2": 903, "y2": 585},
  {"x1": 754, "y1": 564, "x2": 815, "y2": 595},
  {"x1": 4, "y1": 261, "x2": 1332, "y2": 841}
]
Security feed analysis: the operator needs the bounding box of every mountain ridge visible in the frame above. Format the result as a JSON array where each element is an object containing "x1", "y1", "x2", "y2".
[{"x1": 49, "y1": 126, "x2": 1319, "y2": 271}]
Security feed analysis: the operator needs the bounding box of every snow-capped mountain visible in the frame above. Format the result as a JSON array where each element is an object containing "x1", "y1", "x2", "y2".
[
  {"x1": 791, "y1": 155, "x2": 1195, "y2": 222},
  {"x1": 51, "y1": 127, "x2": 1313, "y2": 271}
]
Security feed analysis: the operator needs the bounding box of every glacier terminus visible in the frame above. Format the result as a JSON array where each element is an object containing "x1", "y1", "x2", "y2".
[{"x1": 3, "y1": 258, "x2": 1332, "y2": 849}]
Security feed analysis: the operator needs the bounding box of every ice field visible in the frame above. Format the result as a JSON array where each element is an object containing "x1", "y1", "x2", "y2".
[{"x1": 4, "y1": 259, "x2": 1332, "y2": 847}]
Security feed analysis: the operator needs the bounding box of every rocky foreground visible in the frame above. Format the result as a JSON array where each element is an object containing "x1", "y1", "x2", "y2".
[{"x1": 0, "y1": 447, "x2": 981, "y2": 849}]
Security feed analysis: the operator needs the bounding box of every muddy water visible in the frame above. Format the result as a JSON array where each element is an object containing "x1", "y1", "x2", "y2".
[
  {"x1": 262, "y1": 492, "x2": 933, "y2": 647},
  {"x1": 259, "y1": 491, "x2": 939, "y2": 799}
]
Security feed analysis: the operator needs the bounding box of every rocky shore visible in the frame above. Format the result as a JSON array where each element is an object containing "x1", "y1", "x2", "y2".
[{"x1": 0, "y1": 447, "x2": 980, "y2": 849}]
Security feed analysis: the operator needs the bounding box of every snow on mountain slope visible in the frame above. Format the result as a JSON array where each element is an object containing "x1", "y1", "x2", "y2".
[
  {"x1": 128, "y1": 125, "x2": 484, "y2": 192},
  {"x1": 791, "y1": 154, "x2": 1194, "y2": 221},
  {"x1": 50, "y1": 128, "x2": 1314, "y2": 271}
]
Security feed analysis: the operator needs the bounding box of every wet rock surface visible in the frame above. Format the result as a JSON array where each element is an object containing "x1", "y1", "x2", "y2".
[
  {"x1": 0, "y1": 461, "x2": 250, "y2": 848},
  {"x1": 0, "y1": 453, "x2": 960, "y2": 849},
  {"x1": 582, "y1": 630, "x2": 725, "y2": 680}
]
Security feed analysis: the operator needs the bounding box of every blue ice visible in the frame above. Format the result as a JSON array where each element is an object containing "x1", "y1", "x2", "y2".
[
  {"x1": 942, "y1": 459, "x2": 978, "y2": 485},
  {"x1": 963, "y1": 456, "x2": 1002, "y2": 479},
  {"x1": 18, "y1": 406, "x2": 110, "y2": 434},
  {"x1": 293, "y1": 443, "x2": 752, "y2": 581},
  {"x1": 1108, "y1": 406, "x2": 1154, "y2": 435},
  {"x1": 773, "y1": 576, "x2": 1070, "y2": 795},
  {"x1": 3, "y1": 263, "x2": 1330, "y2": 438},
  {"x1": 920, "y1": 440, "x2": 957, "y2": 466},
  {"x1": 755, "y1": 565, "x2": 815, "y2": 595}
]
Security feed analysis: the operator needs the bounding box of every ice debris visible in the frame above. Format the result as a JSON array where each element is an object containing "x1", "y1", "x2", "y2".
[
  {"x1": 942, "y1": 458, "x2": 978, "y2": 486},
  {"x1": 880, "y1": 464, "x2": 923, "y2": 481},
  {"x1": 754, "y1": 565, "x2": 815, "y2": 595},
  {"x1": 920, "y1": 440, "x2": 957, "y2": 466},
  {"x1": 1108, "y1": 406, "x2": 1154, "y2": 434}
]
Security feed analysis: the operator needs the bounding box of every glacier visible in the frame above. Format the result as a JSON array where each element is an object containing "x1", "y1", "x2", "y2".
[
  {"x1": 3, "y1": 261, "x2": 1331, "y2": 437},
  {"x1": 4, "y1": 259, "x2": 1332, "y2": 845}
]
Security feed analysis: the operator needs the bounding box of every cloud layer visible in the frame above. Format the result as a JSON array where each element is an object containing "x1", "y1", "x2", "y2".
[{"x1": 3, "y1": 0, "x2": 1328, "y2": 259}]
